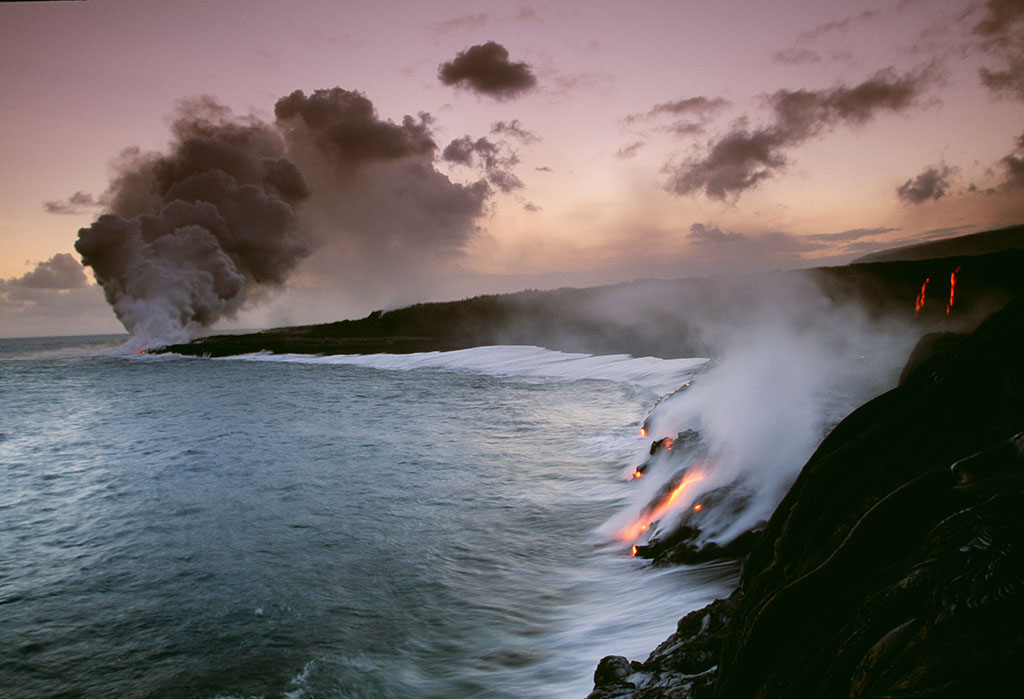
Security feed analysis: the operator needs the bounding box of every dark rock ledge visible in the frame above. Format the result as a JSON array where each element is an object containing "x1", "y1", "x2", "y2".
[{"x1": 589, "y1": 297, "x2": 1024, "y2": 698}]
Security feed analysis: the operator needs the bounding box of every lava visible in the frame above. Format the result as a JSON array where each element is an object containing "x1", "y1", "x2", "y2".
[
  {"x1": 632, "y1": 469, "x2": 644, "y2": 480},
  {"x1": 946, "y1": 266, "x2": 961, "y2": 316},
  {"x1": 619, "y1": 471, "x2": 706, "y2": 541},
  {"x1": 915, "y1": 277, "x2": 930, "y2": 315}
]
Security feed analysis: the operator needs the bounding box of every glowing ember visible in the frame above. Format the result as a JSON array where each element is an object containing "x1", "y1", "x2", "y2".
[
  {"x1": 946, "y1": 266, "x2": 961, "y2": 316},
  {"x1": 619, "y1": 471, "x2": 705, "y2": 541},
  {"x1": 915, "y1": 277, "x2": 930, "y2": 314},
  {"x1": 632, "y1": 469, "x2": 644, "y2": 480},
  {"x1": 631, "y1": 545, "x2": 638, "y2": 557},
  {"x1": 663, "y1": 437, "x2": 674, "y2": 451},
  {"x1": 639, "y1": 427, "x2": 647, "y2": 437},
  {"x1": 693, "y1": 503, "x2": 703, "y2": 511}
]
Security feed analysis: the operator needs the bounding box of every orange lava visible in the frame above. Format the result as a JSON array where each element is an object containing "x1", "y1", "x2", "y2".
[
  {"x1": 639, "y1": 427, "x2": 647, "y2": 437},
  {"x1": 631, "y1": 545, "x2": 638, "y2": 557},
  {"x1": 915, "y1": 277, "x2": 930, "y2": 314},
  {"x1": 946, "y1": 266, "x2": 961, "y2": 316},
  {"x1": 693, "y1": 503, "x2": 703, "y2": 511},
  {"x1": 619, "y1": 471, "x2": 705, "y2": 541},
  {"x1": 632, "y1": 469, "x2": 644, "y2": 480}
]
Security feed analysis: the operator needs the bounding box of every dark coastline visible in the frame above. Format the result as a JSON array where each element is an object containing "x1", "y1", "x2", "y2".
[
  {"x1": 152, "y1": 226, "x2": 1024, "y2": 696},
  {"x1": 586, "y1": 294, "x2": 1024, "y2": 697},
  {"x1": 159, "y1": 247, "x2": 1024, "y2": 361}
]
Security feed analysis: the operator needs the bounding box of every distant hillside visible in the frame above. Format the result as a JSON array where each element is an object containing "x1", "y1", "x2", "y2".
[
  {"x1": 854, "y1": 223, "x2": 1024, "y2": 263},
  {"x1": 160, "y1": 246, "x2": 1024, "y2": 359}
]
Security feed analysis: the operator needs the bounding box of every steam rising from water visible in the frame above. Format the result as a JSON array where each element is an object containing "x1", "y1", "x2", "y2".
[
  {"x1": 75, "y1": 99, "x2": 310, "y2": 348},
  {"x1": 75, "y1": 90, "x2": 490, "y2": 349},
  {"x1": 600, "y1": 275, "x2": 919, "y2": 549}
]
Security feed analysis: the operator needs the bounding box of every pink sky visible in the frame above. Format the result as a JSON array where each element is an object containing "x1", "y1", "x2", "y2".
[{"x1": 1, "y1": 0, "x2": 1022, "y2": 338}]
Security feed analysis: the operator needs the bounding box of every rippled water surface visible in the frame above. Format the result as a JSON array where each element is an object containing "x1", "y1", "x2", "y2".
[{"x1": 0, "y1": 336, "x2": 734, "y2": 698}]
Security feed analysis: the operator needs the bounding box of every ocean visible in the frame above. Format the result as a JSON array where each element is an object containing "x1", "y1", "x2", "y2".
[{"x1": 0, "y1": 335, "x2": 737, "y2": 698}]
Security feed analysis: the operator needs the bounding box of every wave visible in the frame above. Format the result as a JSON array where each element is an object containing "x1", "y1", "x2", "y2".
[{"x1": 210, "y1": 345, "x2": 709, "y2": 395}]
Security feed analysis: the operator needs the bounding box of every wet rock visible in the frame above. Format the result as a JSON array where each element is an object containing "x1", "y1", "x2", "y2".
[{"x1": 589, "y1": 297, "x2": 1024, "y2": 698}]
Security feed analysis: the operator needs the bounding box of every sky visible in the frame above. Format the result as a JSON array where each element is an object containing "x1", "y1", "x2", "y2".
[{"x1": 1, "y1": 0, "x2": 1022, "y2": 339}]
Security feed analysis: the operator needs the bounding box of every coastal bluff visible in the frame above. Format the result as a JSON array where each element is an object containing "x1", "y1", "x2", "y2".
[{"x1": 588, "y1": 297, "x2": 1024, "y2": 697}]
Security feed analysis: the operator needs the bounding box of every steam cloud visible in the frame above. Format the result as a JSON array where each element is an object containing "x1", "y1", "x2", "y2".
[
  {"x1": 666, "y1": 68, "x2": 928, "y2": 200},
  {"x1": 75, "y1": 88, "x2": 492, "y2": 347},
  {"x1": 602, "y1": 274, "x2": 918, "y2": 549},
  {"x1": 74, "y1": 97, "x2": 310, "y2": 347},
  {"x1": 438, "y1": 41, "x2": 538, "y2": 99},
  {"x1": 272, "y1": 87, "x2": 489, "y2": 311}
]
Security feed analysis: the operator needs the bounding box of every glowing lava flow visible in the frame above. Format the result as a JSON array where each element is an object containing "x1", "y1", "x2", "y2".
[
  {"x1": 915, "y1": 277, "x2": 930, "y2": 315},
  {"x1": 620, "y1": 471, "x2": 705, "y2": 542},
  {"x1": 946, "y1": 266, "x2": 962, "y2": 316}
]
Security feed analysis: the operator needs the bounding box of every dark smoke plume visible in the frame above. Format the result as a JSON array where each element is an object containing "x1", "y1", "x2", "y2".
[
  {"x1": 75, "y1": 97, "x2": 310, "y2": 346},
  {"x1": 272, "y1": 88, "x2": 490, "y2": 308}
]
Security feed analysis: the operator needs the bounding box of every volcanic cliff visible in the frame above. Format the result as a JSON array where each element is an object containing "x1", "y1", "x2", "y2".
[{"x1": 588, "y1": 296, "x2": 1024, "y2": 697}]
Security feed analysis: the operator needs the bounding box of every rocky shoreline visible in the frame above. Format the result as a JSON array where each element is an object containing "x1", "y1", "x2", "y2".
[{"x1": 588, "y1": 297, "x2": 1024, "y2": 697}]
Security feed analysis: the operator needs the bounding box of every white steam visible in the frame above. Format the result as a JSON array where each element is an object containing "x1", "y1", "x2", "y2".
[{"x1": 600, "y1": 274, "x2": 919, "y2": 549}]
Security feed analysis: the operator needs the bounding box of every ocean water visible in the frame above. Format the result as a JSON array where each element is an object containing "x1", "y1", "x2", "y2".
[{"x1": 0, "y1": 335, "x2": 735, "y2": 698}]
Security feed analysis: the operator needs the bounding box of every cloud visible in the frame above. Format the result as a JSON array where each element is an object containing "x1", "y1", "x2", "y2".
[
  {"x1": 999, "y1": 130, "x2": 1024, "y2": 188},
  {"x1": 275, "y1": 88, "x2": 435, "y2": 165},
  {"x1": 666, "y1": 68, "x2": 929, "y2": 200},
  {"x1": 617, "y1": 141, "x2": 644, "y2": 159},
  {"x1": 688, "y1": 223, "x2": 748, "y2": 245},
  {"x1": 44, "y1": 191, "x2": 101, "y2": 215},
  {"x1": 0, "y1": 254, "x2": 115, "y2": 337},
  {"x1": 432, "y1": 12, "x2": 489, "y2": 33},
  {"x1": 802, "y1": 227, "x2": 901, "y2": 244},
  {"x1": 624, "y1": 95, "x2": 730, "y2": 139},
  {"x1": 796, "y1": 11, "x2": 876, "y2": 42},
  {"x1": 972, "y1": 0, "x2": 1024, "y2": 100},
  {"x1": 5, "y1": 253, "x2": 87, "y2": 289},
  {"x1": 772, "y1": 47, "x2": 823, "y2": 65},
  {"x1": 438, "y1": 41, "x2": 538, "y2": 99},
  {"x1": 490, "y1": 119, "x2": 540, "y2": 144},
  {"x1": 896, "y1": 164, "x2": 956, "y2": 203},
  {"x1": 442, "y1": 121, "x2": 535, "y2": 193}
]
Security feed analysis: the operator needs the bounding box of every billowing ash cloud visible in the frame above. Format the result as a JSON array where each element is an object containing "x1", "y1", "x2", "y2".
[
  {"x1": 896, "y1": 164, "x2": 955, "y2": 204},
  {"x1": 44, "y1": 191, "x2": 101, "y2": 215},
  {"x1": 274, "y1": 88, "x2": 490, "y2": 307},
  {"x1": 667, "y1": 68, "x2": 928, "y2": 200},
  {"x1": 438, "y1": 41, "x2": 537, "y2": 99},
  {"x1": 71, "y1": 87, "x2": 495, "y2": 345},
  {"x1": 4, "y1": 253, "x2": 86, "y2": 289},
  {"x1": 972, "y1": 0, "x2": 1024, "y2": 100},
  {"x1": 75, "y1": 97, "x2": 311, "y2": 346}
]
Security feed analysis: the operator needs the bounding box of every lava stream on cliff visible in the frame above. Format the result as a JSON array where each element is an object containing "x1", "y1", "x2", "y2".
[
  {"x1": 620, "y1": 471, "x2": 706, "y2": 542},
  {"x1": 915, "y1": 278, "x2": 930, "y2": 315},
  {"x1": 947, "y1": 266, "x2": 962, "y2": 315}
]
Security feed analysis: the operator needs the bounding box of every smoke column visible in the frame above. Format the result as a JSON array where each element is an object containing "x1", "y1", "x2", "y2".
[{"x1": 74, "y1": 97, "x2": 311, "y2": 348}]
